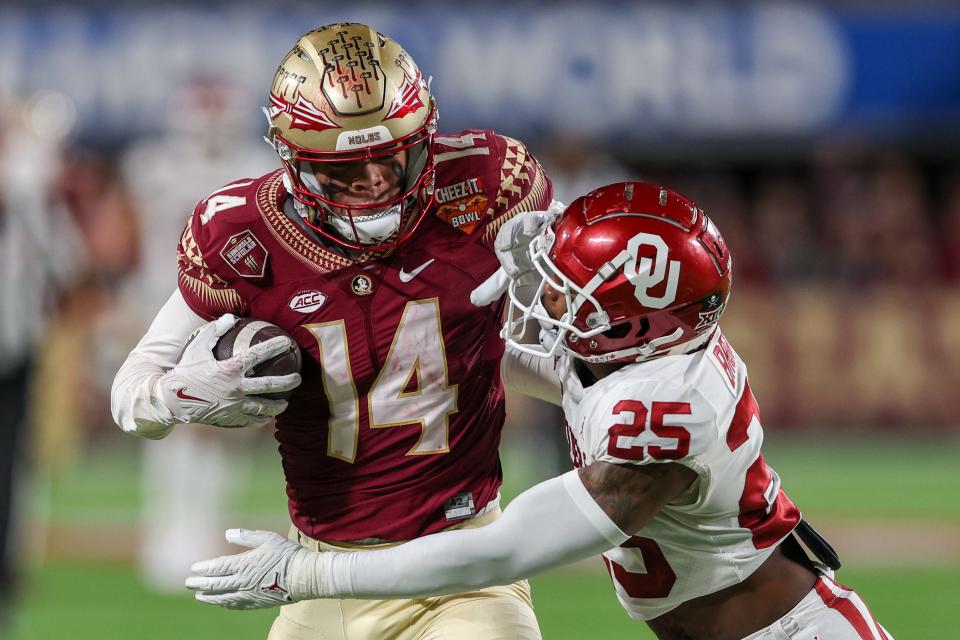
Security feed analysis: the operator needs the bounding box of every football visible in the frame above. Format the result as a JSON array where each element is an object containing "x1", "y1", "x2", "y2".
[{"x1": 211, "y1": 318, "x2": 302, "y2": 400}]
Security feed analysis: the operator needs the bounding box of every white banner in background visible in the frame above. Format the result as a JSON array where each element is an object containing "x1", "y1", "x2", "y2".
[{"x1": 0, "y1": 4, "x2": 849, "y2": 143}]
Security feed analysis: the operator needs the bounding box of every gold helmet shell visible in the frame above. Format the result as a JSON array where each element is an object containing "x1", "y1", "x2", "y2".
[{"x1": 265, "y1": 23, "x2": 438, "y2": 251}]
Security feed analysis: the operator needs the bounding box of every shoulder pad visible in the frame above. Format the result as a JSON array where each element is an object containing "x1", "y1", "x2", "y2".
[
  {"x1": 431, "y1": 131, "x2": 553, "y2": 244},
  {"x1": 177, "y1": 172, "x2": 279, "y2": 319}
]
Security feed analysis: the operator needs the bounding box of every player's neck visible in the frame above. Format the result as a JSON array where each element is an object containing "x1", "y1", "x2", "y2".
[
  {"x1": 585, "y1": 361, "x2": 629, "y2": 380},
  {"x1": 576, "y1": 360, "x2": 629, "y2": 386}
]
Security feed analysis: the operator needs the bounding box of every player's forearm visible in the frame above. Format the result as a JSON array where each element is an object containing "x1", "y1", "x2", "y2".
[
  {"x1": 110, "y1": 289, "x2": 207, "y2": 439},
  {"x1": 318, "y1": 471, "x2": 627, "y2": 598},
  {"x1": 500, "y1": 345, "x2": 562, "y2": 406},
  {"x1": 111, "y1": 354, "x2": 176, "y2": 439}
]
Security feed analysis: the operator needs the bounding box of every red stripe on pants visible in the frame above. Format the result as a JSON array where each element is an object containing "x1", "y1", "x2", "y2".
[
  {"x1": 813, "y1": 578, "x2": 878, "y2": 640},
  {"x1": 830, "y1": 577, "x2": 891, "y2": 640}
]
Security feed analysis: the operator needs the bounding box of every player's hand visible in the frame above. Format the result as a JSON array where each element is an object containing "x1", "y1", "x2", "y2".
[
  {"x1": 470, "y1": 202, "x2": 564, "y2": 306},
  {"x1": 157, "y1": 315, "x2": 301, "y2": 428},
  {"x1": 186, "y1": 529, "x2": 322, "y2": 610}
]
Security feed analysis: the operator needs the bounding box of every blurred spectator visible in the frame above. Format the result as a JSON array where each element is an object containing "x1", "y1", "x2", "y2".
[
  {"x1": 119, "y1": 76, "x2": 275, "y2": 592},
  {"x1": 31, "y1": 147, "x2": 141, "y2": 466},
  {"x1": 811, "y1": 152, "x2": 939, "y2": 288},
  {"x1": 753, "y1": 173, "x2": 822, "y2": 284},
  {"x1": 0, "y1": 92, "x2": 82, "y2": 628},
  {"x1": 937, "y1": 171, "x2": 960, "y2": 282},
  {"x1": 866, "y1": 156, "x2": 935, "y2": 287},
  {"x1": 539, "y1": 136, "x2": 634, "y2": 206},
  {"x1": 809, "y1": 149, "x2": 872, "y2": 286},
  {"x1": 674, "y1": 172, "x2": 768, "y2": 284}
]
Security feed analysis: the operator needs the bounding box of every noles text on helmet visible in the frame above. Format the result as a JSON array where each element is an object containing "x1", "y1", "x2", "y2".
[{"x1": 264, "y1": 23, "x2": 438, "y2": 251}]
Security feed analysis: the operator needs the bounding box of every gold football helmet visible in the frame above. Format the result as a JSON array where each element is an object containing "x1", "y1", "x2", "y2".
[{"x1": 265, "y1": 23, "x2": 438, "y2": 251}]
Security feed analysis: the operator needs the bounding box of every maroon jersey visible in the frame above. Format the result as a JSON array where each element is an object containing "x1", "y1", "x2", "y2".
[{"x1": 177, "y1": 131, "x2": 553, "y2": 541}]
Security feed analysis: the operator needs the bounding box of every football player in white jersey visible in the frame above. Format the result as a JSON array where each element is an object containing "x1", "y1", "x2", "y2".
[{"x1": 186, "y1": 182, "x2": 893, "y2": 640}]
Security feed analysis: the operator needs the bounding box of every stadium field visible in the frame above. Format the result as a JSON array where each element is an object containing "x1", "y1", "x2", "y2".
[
  {"x1": 7, "y1": 562, "x2": 956, "y2": 639},
  {"x1": 8, "y1": 435, "x2": 957, "y2": 639}
]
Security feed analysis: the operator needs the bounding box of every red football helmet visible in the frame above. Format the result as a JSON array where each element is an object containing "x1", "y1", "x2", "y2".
[{"x1": 504, "y1": 182, "x2": 732, "y2": 363}]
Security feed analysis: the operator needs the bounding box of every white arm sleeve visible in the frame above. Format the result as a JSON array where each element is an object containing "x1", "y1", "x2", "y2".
[
  {"x1": 110, "y1": 289, "x2": 207, "y2": 439},
  {"x1": 318, "y1": 470, "x2": 627, "y2": 598},
  {"x1": 500, "y1": 346, "x2": 562, "y2": 406}
]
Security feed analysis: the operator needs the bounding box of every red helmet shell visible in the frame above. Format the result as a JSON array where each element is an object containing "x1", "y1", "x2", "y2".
[{"x1": 548, "y1": 182, "x2": 732, "y2": 362}]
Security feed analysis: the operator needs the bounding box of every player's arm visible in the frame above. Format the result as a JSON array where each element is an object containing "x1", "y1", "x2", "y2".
[
  {"x1": 111, "y1": 289, "x2": 208, "y2": 439},
  {"x1": 578, "y1": 460, "x2": 695, "y2": 535},
  {"x1": 500, "y1": 345, "x2": 562, "y2": 406},
  {"x1": 185, "y1": 460, "x2": 694, "y2": 609},
  {"x1": 468, "y1": 133, "x2": 564, "y2": 305},
  {"x1": 110, "y1": 289, "x2": 300, "y2": 438},
  {"x1": 470, "y1": 201, "x2": 566, "y2": 306}
]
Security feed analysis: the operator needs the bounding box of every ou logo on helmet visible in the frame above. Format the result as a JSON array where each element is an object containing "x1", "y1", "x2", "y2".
[{"x1": 623, "y1": 233, "x2": 680, "y2": 309}]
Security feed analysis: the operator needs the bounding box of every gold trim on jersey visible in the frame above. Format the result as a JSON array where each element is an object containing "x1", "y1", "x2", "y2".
[
  {"x1": 483, "y1": 138, "x2": 550, "y2": 242},
  {"x1": 367, "y1": 297, "x2": 458, "y2": 456},
  {"x1": 177, "y1": 222, "x2": 245, "y2": 313},
  {"x1": 303, "y1": 320, "x2": 361, "y2": 464},
  {"x1": 256, "y1": 171, "x2": 355, "y2": 274}
]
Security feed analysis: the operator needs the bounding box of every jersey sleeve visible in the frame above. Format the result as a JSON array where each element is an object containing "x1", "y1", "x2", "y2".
[
  {"x1": 500, "y1": 346, "x2": 562, "y2": 406},
  {"x1": 586, "y1": 379, "x2": 721, "y2": 470},
  {"x1": 176, "y1": 209, "x2": 247, "y2": 320},
  {"x1": 480, "y1": 134, "x2": 554, "y2": 248}
]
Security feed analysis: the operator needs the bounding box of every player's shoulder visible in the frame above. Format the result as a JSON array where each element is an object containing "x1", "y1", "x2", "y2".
[
  {"x1": 177, "y1": 171, "x2": 283, "y2": 315},
  {"x1": 188, "y1": 171, "x2": 281, "y2": 233},
  {"x1": 431, "y1": 129, "x2": 552, "y2": 238},
  {"x1": 590, "y1": 358, "x2": 715, "y2": 417},
  {"x1": 578, "y1": 354, "x2": 726, "y2": 466},
  {"x1": 694, "y1": 329, "x2": 748, "y2": 407},
  {"x1": 433, "y1": 128, "x2": 541, "y2": 180},
  {"x1": 432, "y1": 129, "x2": 504, "y2": 166},
  {"x1": 181, "y1": 170, "x2": 283, "y2": 269},
  {"x1": 431, "y1": 129, "x2": 507, "y2": 200}
]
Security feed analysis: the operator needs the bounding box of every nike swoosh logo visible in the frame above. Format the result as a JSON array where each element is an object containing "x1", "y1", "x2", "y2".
[
  {"x1": 175, "y1": 387, "x2": 209, "y2": 403},
  {"x1": 398, "y1": 258, "x2": 435, "y2": 283}
]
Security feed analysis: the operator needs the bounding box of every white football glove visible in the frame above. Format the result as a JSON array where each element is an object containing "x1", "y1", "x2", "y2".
[
  {"x1": 470, "y1": 201, "x2": 565, "y2": 306},
  {"x1": 185, "y1": 529, "x2": 323, "y2": 610},
  {"x1": 157, "y1": 314, "x2": 301, "y2": 428}
]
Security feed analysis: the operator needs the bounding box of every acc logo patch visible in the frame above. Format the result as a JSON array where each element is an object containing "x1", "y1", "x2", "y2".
[
  {"x1": 289, "y1": 290, "x2": 327, "y2": 314},
  {"x1": 220, "y1": 230, "x2": 268, "y2": 278},
  {"x1": 437, "y1": 194, "x2": 489, "y2": 235}
]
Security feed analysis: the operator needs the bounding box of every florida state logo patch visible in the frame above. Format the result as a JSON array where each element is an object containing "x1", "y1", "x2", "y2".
[{"x1": 351, "y1": 274, "x2": 374, "y2": 296}]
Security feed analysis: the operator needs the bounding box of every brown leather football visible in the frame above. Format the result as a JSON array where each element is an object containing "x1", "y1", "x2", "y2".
[{"x1": 212, "y1": 318, "x2": 302, "y2": 400}]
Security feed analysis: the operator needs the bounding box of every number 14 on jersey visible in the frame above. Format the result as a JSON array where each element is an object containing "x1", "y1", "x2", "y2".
[{"x1": 304, "y1": 298, "x2": 458, "y2": 463}]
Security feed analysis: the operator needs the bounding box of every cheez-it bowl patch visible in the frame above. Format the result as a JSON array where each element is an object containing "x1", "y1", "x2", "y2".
[{"x1": 437, "y1": 194, "x2": 489, "y2": 234}]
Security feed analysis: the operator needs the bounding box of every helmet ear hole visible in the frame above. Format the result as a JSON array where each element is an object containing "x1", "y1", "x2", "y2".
[
  {"x1": 603, "y1": 322, "x2": 632, "y2": 340},
  {"x1": 634, "y1": 318, "x2": 650, "y2": 339}
]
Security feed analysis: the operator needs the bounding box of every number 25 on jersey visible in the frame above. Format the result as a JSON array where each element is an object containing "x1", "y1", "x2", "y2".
[{"x1": 607, "y1": 400, "x2": 692, "y2": 461}]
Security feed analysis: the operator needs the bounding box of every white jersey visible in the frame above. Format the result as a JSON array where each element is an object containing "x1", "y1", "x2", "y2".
[{"x1": 559, "y1": 329, "x2": 801, "y2": 620}]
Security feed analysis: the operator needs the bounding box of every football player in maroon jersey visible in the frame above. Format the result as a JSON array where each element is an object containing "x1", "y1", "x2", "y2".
[
  {"x1": 112, "y1": 22, "x2": 554, "y2": 640},
  {"x1": 187, "y1": 183, "x2": 892, "y2": 640}
]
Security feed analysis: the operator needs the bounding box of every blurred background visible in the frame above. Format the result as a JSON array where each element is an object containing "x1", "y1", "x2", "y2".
[{"x1": 1, "y1": 1, "x2": 958, "y2": 638}]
